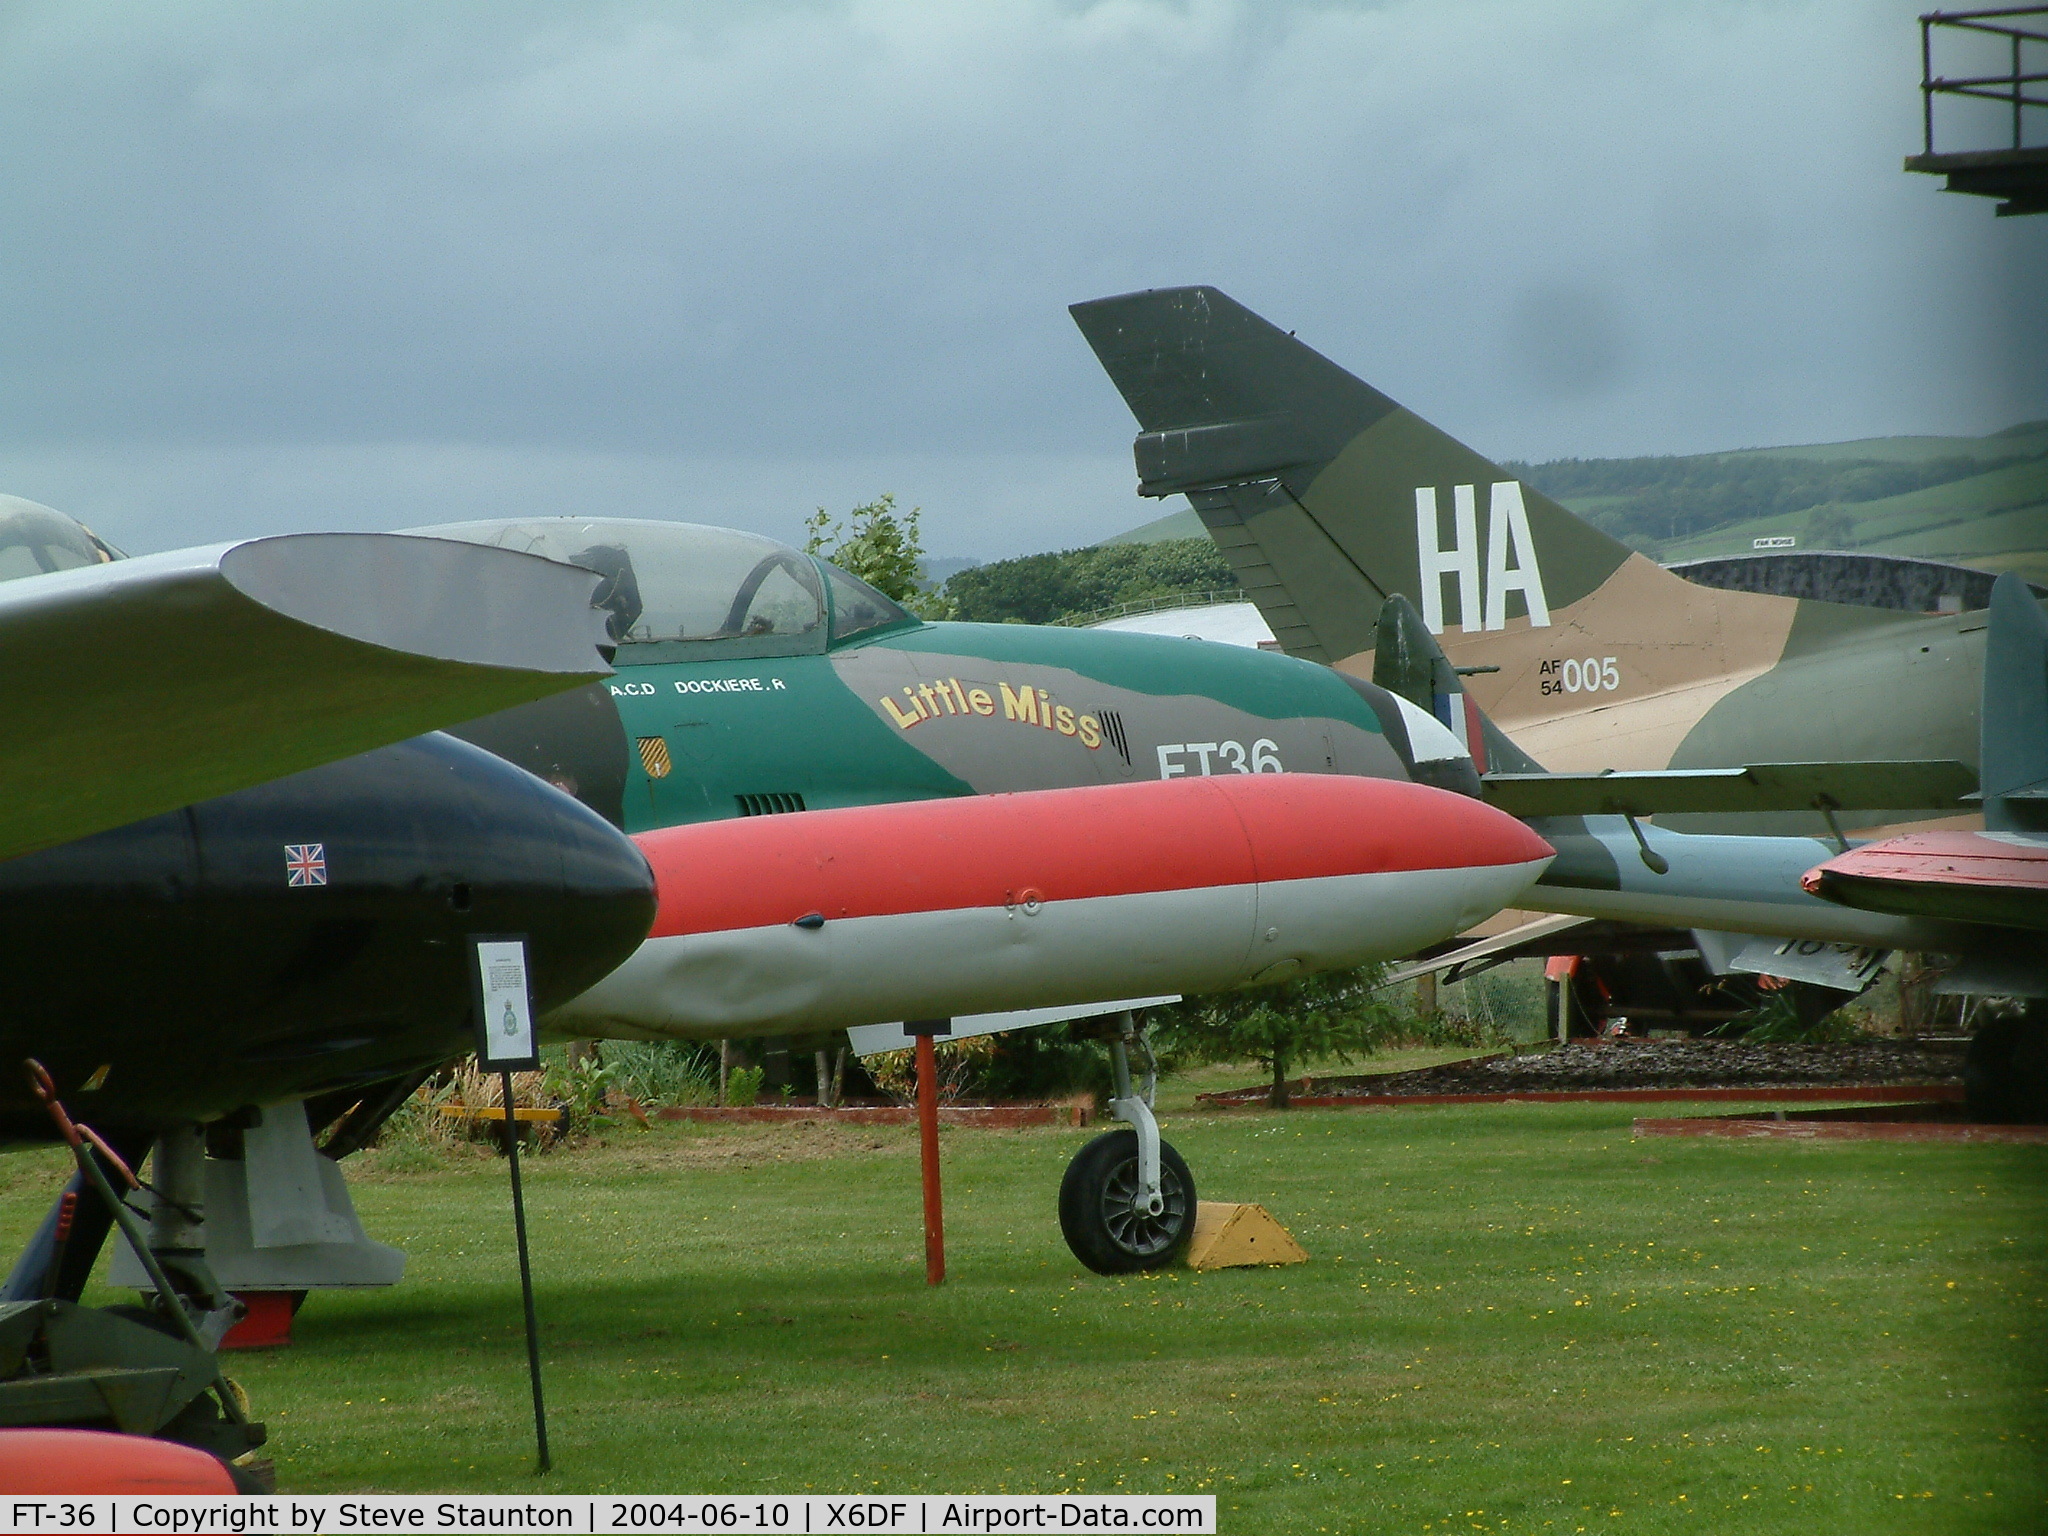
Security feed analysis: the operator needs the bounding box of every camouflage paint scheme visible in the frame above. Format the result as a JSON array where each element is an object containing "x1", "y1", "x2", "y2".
[{"x1": 1070, "y1": 286, "x2": 2015, "y2": 836}]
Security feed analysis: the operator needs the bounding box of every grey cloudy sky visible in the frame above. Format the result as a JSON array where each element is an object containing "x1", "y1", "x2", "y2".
[{"x1": 1, "y1": 0, "x2": 2041, "y2": 559}]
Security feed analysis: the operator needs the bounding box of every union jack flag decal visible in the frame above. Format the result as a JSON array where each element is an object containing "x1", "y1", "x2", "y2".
[{"x1": 284, "y1": 843, "x2": 328, "y2": 887}]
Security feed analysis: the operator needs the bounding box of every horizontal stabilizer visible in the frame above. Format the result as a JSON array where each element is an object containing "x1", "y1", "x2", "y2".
[
  {"x1": 1803, "y1": 829, "x2": 2048, "y2": 934},
  {"x1": 1482, "y1": 761, "x2": 1977, "y2": 820},
  {"x1": 1378, "y1": 912, "x2": 1595, "y2": 987},
  {"x1": 847, "y1": 996, "x2": 1180, "y2": 1056}
]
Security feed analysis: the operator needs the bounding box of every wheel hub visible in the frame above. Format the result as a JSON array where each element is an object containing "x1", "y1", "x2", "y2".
[{"x1": 1099, "y1": 1156, "x2": 1186, "y2": 1257}]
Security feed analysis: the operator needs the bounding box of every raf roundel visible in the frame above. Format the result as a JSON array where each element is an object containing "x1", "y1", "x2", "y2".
[{"x1": 284, "y1": 842, "x2": 328, "y2": 887}]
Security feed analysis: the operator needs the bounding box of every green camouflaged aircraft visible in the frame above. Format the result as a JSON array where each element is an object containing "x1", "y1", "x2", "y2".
[
  {"x1": 1070, "y1": 285, "x2": 2046, "y2": 838},
  {"x1": 403, "y1": 518, "x2": 1475, "y2": 835}
]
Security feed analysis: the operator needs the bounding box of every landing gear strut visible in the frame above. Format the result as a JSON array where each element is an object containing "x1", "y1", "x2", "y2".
[
  {"x1": 0, "y1": 1067, "x2": 263, "y2": 1475},
  {"x1": 1058, "y1": 1013, "x2": 1196, "y2": 1274}
]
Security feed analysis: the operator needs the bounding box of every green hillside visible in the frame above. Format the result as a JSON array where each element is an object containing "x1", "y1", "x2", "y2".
[
  {"x1": 1097, "y1": 422, "x2": 2048, "y2": 584},
  {"x1": 1711, "y1": 419, "x2": 2048, "y2": 465},
  {"x1": 1656, "y1": 455, "x2": 2048, "y2": 583},
  {"x1": 1097, "y1": 506, "x2": 1204, "y2": 545}
]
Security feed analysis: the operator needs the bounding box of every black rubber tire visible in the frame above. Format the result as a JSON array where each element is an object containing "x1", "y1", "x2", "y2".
[
  {"x1": 1970, "y1": 1010, "x2": 2048, "y2": 1125},
  {"x1": 1966, "y1": 1017, "x2": 2029, "y2": 1123},
  {"x1": 1058, "y1": 1130, "x2": 1195, "y2": 1275}
]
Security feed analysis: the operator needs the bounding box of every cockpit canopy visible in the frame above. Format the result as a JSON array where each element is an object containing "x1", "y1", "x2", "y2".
[
  {"x1": 406, "y1": 517, "x2": 916, "y2": 660},
  {"x1": 0, "y1": 496, "x2": 123, "y2": 583}
]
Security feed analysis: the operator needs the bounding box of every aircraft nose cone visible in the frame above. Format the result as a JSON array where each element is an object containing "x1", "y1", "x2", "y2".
[
  {"x1": 538, "y1": 794, "x2": 658, "y2": 1007},
  {"x1": 1212, "y1": 773, "x2": 1553, "y2": 938},
  {"x1": 1216, "y1": 772, "x2": 1554, "y2": 878},
  {"x1": 397, "y1": 733, "x2": 655, "y2": 1015}
]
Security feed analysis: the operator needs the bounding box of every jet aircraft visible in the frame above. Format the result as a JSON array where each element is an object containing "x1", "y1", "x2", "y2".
[
  {"x1": 1067, "y1": 286, "x2": 2048, "y2": 1030},
  {"x1": 392, "y1": 515, "x2": 1552, "y2": 1271},
  {"x1": 1066, "y1": 286, "x2": 2024, "y2": 840},
  {"x1": 1, "y1": 499, "x2": 1545, "y2": 1301},
  {"x1": 1804, "y1": 574, "x2": 2048, "y2": 1119},
  {"x1": 1327, "y1": 583, "x2": 2048, "y2": 1119},
  {"x1": 390, "y1": 513, "x2": 2048, "y2": 1196},
  {"x1": 0, "y1": 511, "x2": 658, "y2": 1466}
]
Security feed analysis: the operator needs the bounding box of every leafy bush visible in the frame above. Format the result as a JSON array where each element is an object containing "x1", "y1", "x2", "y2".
[
  {"x1": 940, "y1": 539, "x2": 1239, "y2": 625},
  {"x1": 1715, "y1": 991, "x2": 1871, "y2": 1045},
  {"x1": 542, "y1": 1051, "x2": 618, "y2": 1135},
  {"x1": 972, "y1": 1028, "x2": 1134, "y2": 1102},
  {"x1": 602, "y1": 1040, "x2": 719, "y2": 1106},
  {"x1": 806, "y1": 495, "x2": 934, "y2": 611},
  {"x1": 1154, "y1": 965, "x2": 1405, "y2": 1108},
  {"x1": 862, "y1": 1035, "x2": 999, "y2": 1104},
  {"x1": 725, "y1": 1065, "x2": 764, "y2": 1107}
]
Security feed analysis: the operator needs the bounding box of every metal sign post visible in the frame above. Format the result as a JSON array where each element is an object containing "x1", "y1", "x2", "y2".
[
  {"x1": 906, "y1": 1019, "x2": 949, "y2": 1286},
  {"x1": 471, "y1": 936, "x2": 550, "y2": 1474}
]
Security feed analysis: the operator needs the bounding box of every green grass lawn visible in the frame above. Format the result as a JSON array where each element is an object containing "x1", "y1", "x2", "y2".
[{"x1": 5, "y1": 1101, "x2": 2043, "y2": 1532}]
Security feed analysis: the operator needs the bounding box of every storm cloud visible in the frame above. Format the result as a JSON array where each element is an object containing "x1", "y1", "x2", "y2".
[{"x1": 0, "y1": 0, "x2": 2039, "y2": 557}]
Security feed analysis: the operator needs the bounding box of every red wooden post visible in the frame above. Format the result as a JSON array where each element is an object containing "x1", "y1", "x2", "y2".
[{"x1": 913, "y1": 1025, "x2": 945, "y2": 1285}]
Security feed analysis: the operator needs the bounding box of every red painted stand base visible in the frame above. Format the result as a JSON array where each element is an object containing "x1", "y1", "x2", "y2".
[{"x1": 221, "y1": 1290, "x2": 305, "y2": 1350}]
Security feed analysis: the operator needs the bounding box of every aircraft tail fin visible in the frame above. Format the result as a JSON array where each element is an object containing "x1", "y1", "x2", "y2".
[
  {"x1": 1071, "y1": 286, "x2": 1641, "y2": 668},
  {"x1": 1982, "y1": 573, "x2": 2048, "y2": 833}
]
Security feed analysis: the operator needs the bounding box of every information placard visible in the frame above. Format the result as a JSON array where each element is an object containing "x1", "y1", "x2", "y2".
[{"x1": 471, "y1": 935, "x2": 540, "y2": 1071}]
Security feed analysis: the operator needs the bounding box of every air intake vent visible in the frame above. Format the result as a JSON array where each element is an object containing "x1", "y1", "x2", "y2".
[
  {"x1": 1095, "y1": 709, "x2": 1132, "y2": 765},
  {"x1": 736, "y1": 792, "x2": 807, "y2": 817}
]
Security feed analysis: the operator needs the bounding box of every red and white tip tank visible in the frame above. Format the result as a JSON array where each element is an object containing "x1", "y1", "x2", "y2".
[{"x1": 548, "y1": 774, "x2": 1552, "y2": 1041}]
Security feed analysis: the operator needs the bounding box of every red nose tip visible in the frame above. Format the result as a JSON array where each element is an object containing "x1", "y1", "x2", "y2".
[{"x1": 1212, "y1": 772, "x2": 1554, "y2": 883}]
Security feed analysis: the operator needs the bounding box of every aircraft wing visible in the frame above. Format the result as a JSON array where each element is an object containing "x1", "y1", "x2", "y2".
[
  {"x1": 0, "y1": 533, "x2": 610, "y2": 863},
  {"x1": 846, "y1": 997, "x2": 1183, "y2": 1057},
  {"x1": 1480, "y1": 761, "x2": 1977, "y2": 820},
  {"x1": 1800, "y1": 574, "x2": 2048, "y2": 935},
  {"x1": 1801, "y1": 831, "x2": 2048, "y2": 933},
  {"x1": 1378, "y1": 912, "x2": 1597, "y2": 987}
]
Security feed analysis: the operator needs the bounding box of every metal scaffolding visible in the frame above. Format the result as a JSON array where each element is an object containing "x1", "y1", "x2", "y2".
[{"x1": 1905, "y1": 6, "x2": 2048, "y2": 214}]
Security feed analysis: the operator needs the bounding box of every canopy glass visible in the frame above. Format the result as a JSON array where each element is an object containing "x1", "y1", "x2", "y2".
[{"x1": 410, "y1": 518, "x2": 915, "y2": 660}]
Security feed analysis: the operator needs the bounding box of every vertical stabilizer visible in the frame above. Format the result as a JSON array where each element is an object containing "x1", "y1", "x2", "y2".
[
  {"x1": 1072, "y1": 286, "x2": 1638, "y2": 667},
  {"x1": 1983, "y1": 573, "x2": 2048, "y2": 833},
  {"x1": 1073, "y1": 287, "x2": 1839, "y2": 775}
]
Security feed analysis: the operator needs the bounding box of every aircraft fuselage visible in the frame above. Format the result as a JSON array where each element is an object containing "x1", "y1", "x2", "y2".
[{"x1": 0, "y1": 733, "x2": 655, "y2": 1140}]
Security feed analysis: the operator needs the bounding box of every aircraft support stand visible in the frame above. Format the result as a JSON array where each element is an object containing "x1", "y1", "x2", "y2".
[
  {"x1": 908, "y1": 1020, "x2": 948, "y2": 1286},
  {"x1": 146, "y1": 1124, "x2": 242, "y2": 1350}
]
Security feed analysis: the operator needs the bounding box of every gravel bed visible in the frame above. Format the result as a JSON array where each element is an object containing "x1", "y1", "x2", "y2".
[{"x1": 1203, "y1": 1038, "x2": 1965, "y2": 1101}]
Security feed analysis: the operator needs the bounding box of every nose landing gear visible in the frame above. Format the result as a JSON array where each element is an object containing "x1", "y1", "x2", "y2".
[{"x1": 1057, "y1": 1013, "x2": 1196, "y2": 1274}]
